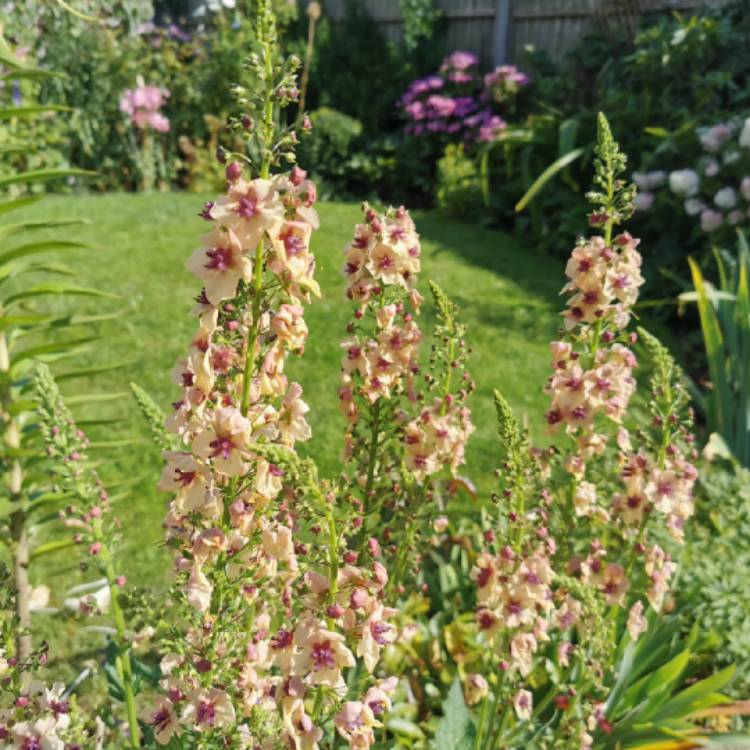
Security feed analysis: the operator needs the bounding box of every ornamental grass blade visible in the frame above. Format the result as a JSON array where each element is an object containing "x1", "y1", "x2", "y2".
[
  {"x1": 0, "y1": 218, "x2": 86, "y2": 241},
  {"x1": 651, "y1": 665, "x2": 735, "y2": 722},
  {"x1": 30, "y1": 538, "x2": 78, "y2": 561},
  {"x1": 0, "y1": 168, "x2": 95, "y2": 189},
  {"x1": 0, "y1": 239, "x2": 90, "y2": 265},
  {"x1": 56, "y1": 362, "x2": 131, "y2": 381},
  {"x1": 514, "y1": 147, "x2": 584, "y2": 213},
  {"x1": 0, "y1": 195, "x2": 44, "y2": 216},
  {"x1": 11, "y1": 337, "x2": 99, "y2": 366},
  {"x1": 688, "y1": 257, "x2": 729, "y2": 443},
  {"x1": 4, "y1": 282, "x2": 119, "y2": 305},
  {"x1": 0, "y1": 105, "x2": 72, "y2": 120},
  {"x1": 65, "y1": 392, "x2": 130, "y2": 405},
  {"x1": 735, "y1": 236, "x2": 750, "y2": 464}
]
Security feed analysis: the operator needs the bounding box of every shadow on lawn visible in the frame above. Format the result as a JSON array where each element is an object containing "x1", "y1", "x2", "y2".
[{"x1": 414, "y1": 211, "x2": 563, "y2": 335}]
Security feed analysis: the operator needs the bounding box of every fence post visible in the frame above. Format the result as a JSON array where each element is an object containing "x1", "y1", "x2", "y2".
[{"x1": 492, "y1": 0, "x2": 514, "y2": 64}]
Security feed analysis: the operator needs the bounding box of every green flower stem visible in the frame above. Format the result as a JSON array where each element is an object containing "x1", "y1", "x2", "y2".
[
  {"x1": 240, "y1": 34, "x2": 275, "y2": 418},
  {"x1": 92, "y1": 517, "x2": 140, "y2": 748},
  {"x1": 363, "y1": 400, "x2": 382, "y2": 500},
  {"x1": 474, "y1": 692, "x2": 491, "y2": 750},
  {"x1": 326, "y1": 505, "x2": 340, "y2": 624}
]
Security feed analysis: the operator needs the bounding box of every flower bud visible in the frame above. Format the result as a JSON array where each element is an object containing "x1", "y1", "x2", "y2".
[
  {"x1": 226, "y1": 162, "x2": 243, "y2": 182},
  {"x1": 326, "y1": 603, "x2": 345, "y2": 618}
]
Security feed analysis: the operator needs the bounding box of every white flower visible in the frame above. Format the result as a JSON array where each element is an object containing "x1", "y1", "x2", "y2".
[
  {"x1": 633, "y1": 191, "x2": 654, "y2": 211},
  {"x1": 728, "y1": 209, "x2": 744, "y2": 226},
  {"x1": 684, "y1": 198, "x2": 704, "y2": 216},
  {"x1": 739, "y1": 117, "x2": 750, "y2": 149},
  {"x1": 632, "y1": 172, "x2": 650, "y2": 190},
  {"x1": 669, "y1": 169, "x2": 700, "y2": 197},
  {"x1": 699, "y1": 124, "x2": 731, "y2": 153},
  {"x1": 700, "y1": 209, "x2": 723, "y2": 233},
  {"x1": 724, "y1": 149, "x2": 741, "y2": 165},
  {"x1": 632, "y1": 171, "x2": 666, "y2": 190},
  {"x1": 714, "y1": 187, "x2": 737, "y2": 210},
  {"x1": 703, "y1": 159, "x2": 719, "y2": 177},
  {"x1": 741, "y1": 176, "x2": 750, "y2": 202}
]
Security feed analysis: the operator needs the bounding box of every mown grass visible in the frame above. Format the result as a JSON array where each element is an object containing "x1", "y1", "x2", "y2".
[{"x1": 12, "y1": 192, "x2": 562, "y2": 594}]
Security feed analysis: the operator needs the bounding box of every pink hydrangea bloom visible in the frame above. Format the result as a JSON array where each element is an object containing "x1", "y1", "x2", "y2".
[{"x1": 119, "y1": 75, "x2": 170, "y2": 132}]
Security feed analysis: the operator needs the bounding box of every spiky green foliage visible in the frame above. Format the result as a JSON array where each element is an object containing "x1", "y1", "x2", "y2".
[
  {"x1": 129, "y1": 381, "x2": 174, "y2": 452},
  {"x1": 0, "y1": 34, "x2": 119, "y2": 660},
  {"x1": 586, "y1": 112, "x2": 636, "y2": 233},
  {"x1": 686, "y1": 236, "x2": 750, "y2": 466}
]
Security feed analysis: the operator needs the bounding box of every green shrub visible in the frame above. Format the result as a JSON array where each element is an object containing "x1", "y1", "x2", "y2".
[
  {"x1": 682, "y1": 463, "x2": 750, "y2": 690},
  {"x1": 435, "y1": 144, "x2": 485, "y2": 221}
]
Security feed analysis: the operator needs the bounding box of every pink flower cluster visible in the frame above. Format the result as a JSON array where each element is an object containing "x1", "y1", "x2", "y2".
[
  {"x1": 339, "y1": 205, "x2": 422, "y2": 433},
  {"x1": 119, "y1": 75, "x2": 170, "y2": 132},
  {"x1": 399, "y1": 51, "x2": 528, "y2": 142},
  {"x1": 545, "y1": 233, "x2": 643, "y2": 441},
  {"x1": 472, "y1": 546, "x2": 557, "y2": 678},
  {"x1": 484, "y1": 64, "x2": 530, "y2": 103},
  {"x1": 404, "y1": 395, "x2": 474, "y2": 479}
]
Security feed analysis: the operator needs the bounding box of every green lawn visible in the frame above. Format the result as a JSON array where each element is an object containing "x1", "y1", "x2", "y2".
[{"x1": 14, "y1": 193, "x2": 563, "y2": 590}]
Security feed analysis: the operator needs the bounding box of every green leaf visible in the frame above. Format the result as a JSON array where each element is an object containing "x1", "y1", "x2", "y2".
[
  {"x1": 30, "y1": 538, "x2": 78, "y2": 560},
  {"x1": 7, "y1": 399, "x2": 36, "y2": 416},
  {"x1": 0, "y1": 105, "x2": 71, "y2": 120},
  {"x1": 0, "y1": 168, "x2": 95, "y2": 190},
  {"x1": 0, "y1": 240, "x2": 90, "y2": 266},
  {"x1": 515, "y1": 148, "x2": 585, "y2": 213},
  {"x1": 644, "y1": 126, "x2": 671, "y2": 138},
  {"x1": 56, "y1": 362, "x2": 130, "y2": 381},
  {"x1": 4, "y1": 283, "x2": 119, "y2": 305},
  {"x1": 0, "y1": 314, "x2": 55, "y2": 331},
  {"x1": 0, "y1": 196, "x2": 44, "y2": 216},
  {"x1": 606, "y1": 641, "x2": 637, "y2": 717},
  {"x1": 432, "y1": 678, "x2": 476, "y2": 750},
  {"x1": 652, "y1": 666, "x2": 736, "y2": 721},
  {"x1": 387, "y1": 718, "x2": 425, "y2": 739},
  {"x1": 0, "y1": 218, "x2": 85, "y2": 241},
  {"x1": 11, "y1": 337, "x2": 98, "y2": 366}
]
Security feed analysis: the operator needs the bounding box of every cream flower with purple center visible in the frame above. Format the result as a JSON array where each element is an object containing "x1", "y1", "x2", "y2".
[
  {"x1": 334, "y1": 701, "x2": 380, "y2": 749},
  {"x1": 193, "y1": 406, "x2": 251, "y2": 476},
  {"x1": 158, "y1": 451, "x2": 210, "y2": 512},
  {"x1": 180, "y1": 688, "x2": 236, "y2": 731},
  {"x1": 210, "y1": 177, "x2": 283, "y2": 247},
  {"x1": 139, "y1": 698, "x2": 181, "y2": 745},
  {"x1": 293, "y1": 619, "x2": 356, "y2": 686},
  {"x1": 186, "y1": 228, "x2": 252, "y2": 306},
  {"x1": 357, "y1": 605, "x2": 398, "y2": 672},
  {"x1": 513, "y1": 689, "x2": 533, "y2": 721},
  {"x1": 278, "y1": 382, "x2": 312, "y2": 445}
]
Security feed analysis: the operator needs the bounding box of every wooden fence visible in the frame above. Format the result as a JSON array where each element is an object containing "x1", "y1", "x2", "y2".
[{"x1": 321, "y1": 0, "x2": 708, "y2": 64}]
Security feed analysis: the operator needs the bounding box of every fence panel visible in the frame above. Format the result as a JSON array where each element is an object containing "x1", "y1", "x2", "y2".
[{"x1": 321, "y1": 0, "x2": 707, "y2": 64}]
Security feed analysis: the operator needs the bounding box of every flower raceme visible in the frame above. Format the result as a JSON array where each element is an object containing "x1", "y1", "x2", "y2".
[
  {"x1": 145, "y1": 167, "x2": 402, "y2": 748},
  {"x1": 466, "y1": 115, "x2": 697, "y2": 747},
  {"x1": 339, "y1": 204, "x2": 474, "y2": 489}
]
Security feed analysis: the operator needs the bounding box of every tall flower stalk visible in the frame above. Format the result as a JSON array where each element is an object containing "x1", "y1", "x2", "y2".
[
  {"x1": 33, "y1": 364, "x2": 141, "y2": 748},
  {"x1": 466, "y1": 114, "x2": 697, "y2": 748},
  {"x1": 338, "y1": 204, "x2": 475, "y2": 598},
  {"x1": 141, "y1": 4, "x2": 398, "y2": 748}
]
